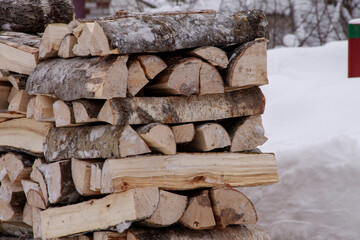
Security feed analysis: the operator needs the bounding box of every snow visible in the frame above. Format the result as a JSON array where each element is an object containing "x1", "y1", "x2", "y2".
[
  {"x1": 349, "y1": 18, "x2": 360, "y2": 24},
  {"x1": 239, "y1": 41, "x2": 360, "y2": 239}
]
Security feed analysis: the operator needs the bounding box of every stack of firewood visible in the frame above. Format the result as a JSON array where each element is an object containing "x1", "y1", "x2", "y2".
[{"x1": 0, "y1": 2, "x2": 279, "y2": 239}]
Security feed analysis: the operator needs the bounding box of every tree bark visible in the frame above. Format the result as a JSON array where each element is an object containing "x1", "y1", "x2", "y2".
[
  {"x1": 98, "y1": 87, "x2": 265, "y2": 125},
  {"x1": 0, "y1": 0, "x2": 74, "y2": 33},
  {"x1": 96, "y1": 10, "x2": 268, "y2": 54},
  {"x1": 127, "y1": 225, "x2": 270, "y2": 240},
  {"x1": 26, "y1": 55, "x2": 128, "y2": 101},
  {"x1": 100, "y1": 153, "x2": 278, "y2": 193},
  {"x1": 44, "y1": 124, "x2": 150, "y2": 162}
]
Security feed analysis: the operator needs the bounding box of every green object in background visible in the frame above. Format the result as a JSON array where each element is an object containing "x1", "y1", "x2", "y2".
[{"x1": 348, "y1": 20, "x2": 360, "y2": 39}]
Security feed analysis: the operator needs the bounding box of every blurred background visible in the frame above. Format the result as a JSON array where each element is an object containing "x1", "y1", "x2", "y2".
[{"x1": 72, "y1": 0, "x2": 360, "y2": 48}]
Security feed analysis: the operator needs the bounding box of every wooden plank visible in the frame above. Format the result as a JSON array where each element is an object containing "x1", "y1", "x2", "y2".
[
  {"x1": 40, "y1": 188, "x2": 159, "y2": 239},
  {"x1": 100, "y1": 153, "x2": 278, "y2": 193},
  {"x1": 98, "y1": 87, "x2": 265, "y2": 125}
]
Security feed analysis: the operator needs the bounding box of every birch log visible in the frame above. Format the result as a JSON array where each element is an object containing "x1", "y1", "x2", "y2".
[
  {"x1": 44, "y1": 124, "x2": 150, "y2": 162},
  {"x1": 95, "y1": 9, "x2": 268, "y2": 54},
  {"x1": 0, "y1": 0, "x2": 74, "y2": 33},
  {"x1": 26, "y1": 55, "x2": 128, "y2": 101},
  {"x1": 98, "y1": 87, "x2": 265, "y2": 125}
]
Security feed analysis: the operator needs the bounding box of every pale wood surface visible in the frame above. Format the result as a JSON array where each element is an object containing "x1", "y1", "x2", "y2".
[
  {"x1": 225, "y1": 38, "x2": 268, "y2": 89},
  {"x1": 22, "y1": 202, "x2": 33, "y2": 226},
  {"x1": 8, "y1": 90, "x2": 32, "y2": 114},
  {"x1": 199, "y1": 61, "x2": 224, "y2": 95},
  {"x1": 127, "y1": 59, "x2": 149, "y2": 97},
  {"x1": 0, "y1": 118, "x2": 53, "y2": 156},
  {"x1": 7, "y1": 87, "x2": 18, "y2": 104},
  {"x1": 188, "y1": 46, "x2": 229, "y2": 69},
  {"x1": 2, "y1": 152, "x2": 33, "y2": 183},
  {"x1": 71, "y1": 159, "x2": 103, "y2": 196},
  {"x1": 137, "y1": 123, "x2": 176, "y2": 155},
  {"x1": 171, "y1": 124, "x2": 195, "y2": 144},
  {"x1": 127, "y1": 224, "x2": 270, "y2": 240},
  {"x1": 143, "y1": 190, "x2": 187, "y2": 227},
  {"x1": 58, "y1": 33, "x2": 77, "y2": 58},
  {"x1": 73, "y1": 99, "x2": 104, "y2": 124},
  {"x1": 21, "y1": 180, "x2": 47, "y2": 209},
  {"x1": 26, "y1": 55, "x2": 128, "y2": 101},
  {"x1": 98, "y1": 87, "x2": 265, "y2": 125},
  {"x1": 39, "y1": 23, "x2": 70, "y2": 59},
  {"x1": 90, "y1": 162, "x2": 103, "y2": 192},
  {"x1": 44, "y1": 124, "x2": 150, "y2": 162},
  {"x1": 210, "y1": 186, "x2": 258, "y2": 228},
  {"x1": 0, "y1": 32, "x2": 40, "y2": 74},
  {"x1": 0, "y1": 84, "x2": 11, "y2": 109},
  {"x1": 31, "y1": 95, "x2": 57, "y2": 122},
  {"x1": 137, "y1": 55, "x2": 167, "y2": 80},
  {"x1": 179, "y1": 190, "x2": 216, "y2": 230},
  {"x1": 100, "y1": 153, "x2": 278, "y2": 193},
  {"x1": 30, "y1": 158, "x2": 49, "y2": 207},
  {"x1": 40, "y1": 188, "x2": 159, "y2": 239},
  {"x1": 8, "y1": 74, "x2": 27, "y2": 90},
  {"x1": 146, "y1": 58, "x2": 201, "y2": 96},
  {"x1": 53, "y1": 100, "x2": 79, "y2": 127}
]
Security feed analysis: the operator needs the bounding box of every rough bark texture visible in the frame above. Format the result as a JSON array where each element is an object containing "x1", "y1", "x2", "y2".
[
  {"x1": 0, "y1": 222, "x2": 33, "y2": 237},
  {"x1": 26, "y1": 55, "x2": 128, "y2": 101},
  {"x1": 95, "y1": 10, "x2": 268, "y2": 54},
  {"x1": 99, "y1": 87, "x2": 265, "y2": 125},
  {"x1": 44, "y1": 124, "x2": 150, "y2": 162},
  {"x1": 0, "y1": 0, "x2": 74, "y2": 33},
  {"x1": 72, "y1": 99, "x2": 105, "y2": 124},
  {"x1": 127, "y1": 225, "x2": 270, "y2": 240}
]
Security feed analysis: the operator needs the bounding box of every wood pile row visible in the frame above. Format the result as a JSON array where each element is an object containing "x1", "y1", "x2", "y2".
[{"x1": 0, "y1": 6, "x2": 278, "y2": 240}]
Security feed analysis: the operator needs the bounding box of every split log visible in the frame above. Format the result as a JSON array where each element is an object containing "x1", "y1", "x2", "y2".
[
  {"x1": 8, "y1": 74, "x2": 27, "y2": 90},
  {"x1": 0, "y1": 70, "x2": 9, "y2": 80},
  {"x1": 136, "y1": 55, "x2": 167, "y2": 79},
  {"x1": 186, "y1": 123, "x2": 231, "y2": 151},
  {"x1": 127, "y1": 59, "x2": 149, "y2": 97},
  {"x1": 188, "y1": 46, "x2": 229, "y2": 69},
  {"x1": 199, "y1": 62, "x2": 224, "y2": 95},
  {"x1": 98, "y1": 87, "x2": 265, "y2": 125},
  {"x1": 0, "y1": 83, "x2": 11, "y2": 109},
  {"x1": 26, "y1": 97, "x2": 35, "y2": 119},
  {"x1": 0, "y1": 185, "x2": 26, "y2": 222},
  {"x1": 223, "y1": 115, "x2": 268, "y2": 152},
  {"x1": 93, "y1": 231, "x2": 126, "y2": 240},
  {"x1": 71, "y1": 159, "x2": 103, "y2": 196},
  {"x1": 0, "y1": 32, "x2": 40, "y2": 74},
  {"x1": 143, "y1": 190, "x2": 188, "y2": 227},
  {"x1": 72, "y1": 22, "x2": 118, "y2": 56},
  {"x1": 137, "y1": 123, "x2": 176, "y2": 155},
  {"x1": 2, "y1": 152, "x2": 33, "y2": 183},
  {"x1": 0, "y1": 175, "x2": 23, "y2": 193},
  {"x1": 146, "y1": 58, "x2": 202, "y2": 96},
  {"x1": 7, "y1": 87, "x2": 19, "y2": 104},
  {"x1": 127, "y1": 225, "x2": 270, "y2": 240},
  {"x1": 21, "y1": 180, "x2": 47, "y2": 209},
  {"x1": 179, "y1": 190, "x2": 216, "y2": 230},
  {"x1": 209, "y1": 186, "x2": 257, "y2": 228},
  {"x1": 0, "y1": 222, "x2": 33, "y2": 237},
  {"x1": 72, "y1": 99, "x2": 104, "y2": 124},
  {"x1": 32, "y1": 206, "x2": 42, "y2": 238},
  {"x1": 0, "y1": 154, "x2": 7, "y2": 181},
  {"x1": 100, "y1": 153, "x2": 278, "y2": 193},
  {"x1": 171, "y1": 124, "x2": 195, "y2": 144},
  {"x1": 8, "y1": 90, "x2": 32, "y2": 114},
  {"x1": 0, "y1": 0, "x2": 74, "y2": 33},
  {"x1": 95, "y1": 9, "x2": 268, "y2": 54},
  {"x1": 27, "y1": 95, "x2": 57, "y2": 122},
  {"x1": 38, "y1": 160, "x2": 81, "y2": 204},
  {"x1": 39, "y1": 23, "x2": 70, "y2": 59},
  {"x1": 90, "y1": 162, "x2": 103, "y2": 192},
  {"x1": 0, "y1": 111, "x2": 25, "y2": 119},
  {"x1": 26, "y1": 55, "x2": 129, "y2": 101},
  {"x1": 58, "y1": 33, "x2": 77, "y2": 58},
  {"x1": 30, "y1": 158, "x2": 49, "y2": 207},
  {"x1": 53, "y1": 100, "x2": 78, "y2": 127},
  {"x1": 40, "y1": 187, "x2": 159, "y2": 239},
  {"x1": 23, "y1": 202, "x2": 33, "y2": 226},
  {"x1": 44, "y1": 124, "x2": 150, "y2": 162},
  {"x1": 225, "y1": 38, "x2": 268, "y2": 89},
  {"x1": 0, "y1": 118, "x2": 53, "y2": 156}
]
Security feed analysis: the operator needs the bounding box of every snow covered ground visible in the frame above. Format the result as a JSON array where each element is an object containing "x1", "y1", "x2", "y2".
[{"x1": 240, "y1": 41, "x2": 360, "y2": 239}]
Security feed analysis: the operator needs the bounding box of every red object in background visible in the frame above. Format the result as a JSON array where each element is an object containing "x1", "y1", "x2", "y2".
[
  {"x1": 72, "y1": 0, "x2": 86, "y2": 19},
  {"x1": 348, "y1": 38, "x2": 360, "y2": 78}
]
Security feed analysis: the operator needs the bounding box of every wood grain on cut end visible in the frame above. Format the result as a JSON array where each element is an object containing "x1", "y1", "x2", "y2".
[{"x1": 188, "y1": 46, "x2": 229, "y2": 69}]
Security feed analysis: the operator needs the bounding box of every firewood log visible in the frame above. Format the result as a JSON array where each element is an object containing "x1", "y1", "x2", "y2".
[
  {"x1": 32, "y1": 206, "x2": 42, "y2": 238},
  {"x1": 98, "y1": 87, "x2": 265, "y2": 125},
  {"x1": 0, "y1": 0, "x2": 74, "y2": 33},
  {"x1": 127, "y1": 225, "x2": 270, "y2": 240},
  {"x1": 188, "y1": 46, "x2": 229, "y2": 69},
  {"x1": 71, "y1": 159, "x2": 103, "y2": 196},
  {"x1": 22, "y1": 202, "x2": 33, "y2": 226},
  {"x1": 8, "y1": 74, "x2": 27, "y2": 90},
  {"x1": 8, "y1": 90, "x2": 32, "y2": 114},
  {"x1": 186, "y1": 123, "x2": 231, "y2": 151},
  {"x1": 30, "y1": 158, "x2": 49, "y2": 207},
  {"x1": 53, "y1": 100, "x2": 79, "y2": 127},
  {"x1": 2, "y1": 152, "x2": 33, "y2": 183},
  {"x1": 137, "y1": 123, "x2": 176, "y2": 155},
  {"x1": 225, "y1": 38, "x2": 268, "y2": 89},
  {"x1": 58, "y1": 33, "x2": 77, "y2": 58},
  {"x1": 93, "y1": 231, "x2": 126, "y2": 240},
  {"x1": 21, "y1": 180, "x2": 47, "y2": 209},
  {"x1": 0, "y1": 184, "x2": 26, "y2": 222},
  {"x1": 26, "y1": 55, "x2": 129, "y2": 101},
  {"x1": 171, "y1": 124, "x2": 195, "y2": 144},
  {"x1": 127, "y1": 59, "x2": 149, "y2": 97},
  {"x1": 72, "y1": 99, "x2": 105, "y2": 124},
  {"x1": 7, "y1": 87, "x2": 18, "y2": 104},
  {"x1": 44, "y1": 125, "x2": 150, "y2": 162},
  {"x1": 209, "y1": 186, "x2": 257, "y2": 228},
  {"x1": 146, "y1": 58, "x2": 202, "y2": 96},
  {"x1": 0, "y1": 222, "x2": 33, "y2": 238},
  {"x1": 0, "y1": 83, "x2": 11, "y2": 109},
  {"x1": 100, "y1": 153, "x2": 278, "y2": 193},
  {"x1": 27, "y1": 95, "x2": 57, "y2": 122},
  {"x1": 179, "y1": 190, "x2": 216, "y2": 230},
  {"x1": 38, "y1": 160, "x2": 81, "y2": 204},
  {"x1": 90, "y1": 162, "x2": 103, "y2": 192},
  {"x1": 40, "y1": 188, "x2": 159, "y2": 239},
  {"x1": 199, "y1": 62, "x2": 224, "y2": 94},
  {"x1": 0, "y1": 119, "x2": 53, "y2": 157},
  {"x1": 223, "y1": 115, "x2": 268, "y2": 152},
  {"x1": 142, "y1": 190, "x2": 187, "y2": 227},
  {"x1": 39, "y1": 23, "x2": 70, "y2": 59},
  {"x1": 136, "y1": 55, "x2": 167, "y2": 79}
]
